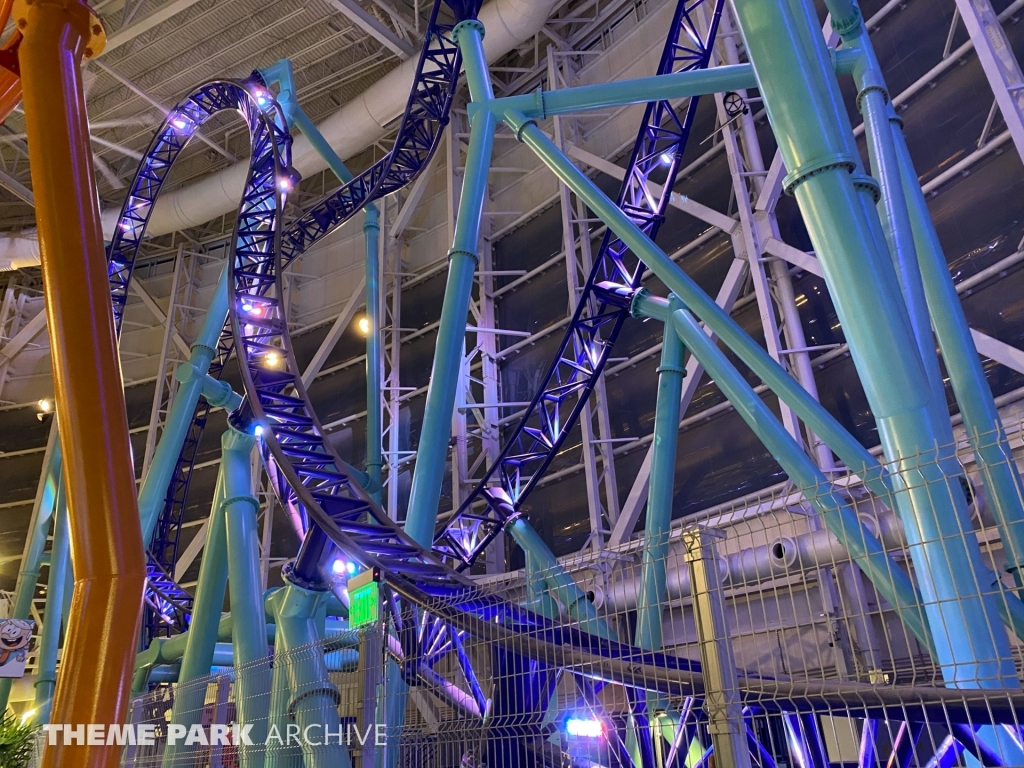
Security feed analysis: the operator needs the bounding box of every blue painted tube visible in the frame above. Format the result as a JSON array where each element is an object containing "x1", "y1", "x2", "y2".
[
  {"x1": 221, "y1": 427, "x2": 270, "y2": 768},
  {"x1": 784, "y1": 713, "x2": 829, "y2": 768},
  {"x1": 858, "y1": 719, "x2": 878, "y2": 768},
  {"x1": 138, "y1": 263, "x2": 230, "y2": 544},
  {"x1": 0, "y1": 429, "x2": 61, "y2": 713},
  {"x1": 161, "y1": 452, "x2": 230, "y2": 768},
  {"x1": 634, "y1": 294, "x2": 685, "y2": 655},
  {"x1": 31, "y1": 478, "x2": 70, "y2": 725},
  {"x1": 405, "y1": 20, "x2": 496, "y2": 547},
  {"x1": 268, "y1": 581, "x2": 351, "y2": 768}
]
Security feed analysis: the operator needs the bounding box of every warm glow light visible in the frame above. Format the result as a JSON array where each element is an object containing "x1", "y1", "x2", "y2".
[
  {"x1": 357, "y1": 316, "x2": 371, "y2": 336},
  {"x1": 21, "y1": 708, "x2": 36, "y2": 725},
  {"x1": 37, "y1": 399, "x2": 52, "y2": 413},
  {"x1": 566, "y1": 717, "x2": 603, "y2": 738},
  {"x1": 264, "y1": 351, "x2": 281, "y2": 367}
]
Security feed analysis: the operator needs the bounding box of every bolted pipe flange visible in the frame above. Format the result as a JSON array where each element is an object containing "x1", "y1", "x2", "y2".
[
  {"x1": 450, "y1": 18, "x2": 485, "y2": 45},
  {"x1": 447, "y1": 247, "x2": 479, "y2": 266},
  {"x1": 855, "y1": 82, "x2": 889, "y2": 113},
  {"x1": 14, "y1": 0, "x2": 106, "y2": 59},
  {"x1": 782, "y1": 153, "x2": 857, "y2": 196},
  {"x1": 830, "y1": 6, "x2": 862, "y2": 38},
  {"x1": 281, "y1": 560, "x2": 327, "y2": 592},
  {"x1": 851, "y1": 173, "x2": 881, "y2": 204}
]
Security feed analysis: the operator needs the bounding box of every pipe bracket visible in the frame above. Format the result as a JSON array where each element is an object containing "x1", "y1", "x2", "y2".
[{"x1": 782, "y1": 153, "x2": 856, "y2": 196}]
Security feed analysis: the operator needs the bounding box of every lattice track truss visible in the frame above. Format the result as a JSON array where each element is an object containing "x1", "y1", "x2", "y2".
[
  {"x1": 105, "y1": 80, "x2": 284, "y2": 638},
  {"x1": 104, "y1": 0, "x2": 1024, "y2": 763},
  {"x1": 433, "y1": 0, "x2": 725, "y2": 570}
]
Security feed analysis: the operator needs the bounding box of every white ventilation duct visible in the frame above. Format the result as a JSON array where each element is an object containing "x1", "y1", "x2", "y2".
[{"x1": 0, "y1": 0, "x2": 557, "y2": 270}]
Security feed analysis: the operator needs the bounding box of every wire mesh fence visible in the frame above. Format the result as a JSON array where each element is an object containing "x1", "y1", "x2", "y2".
[{"x1": 74, "y1": 418, "x2": 1024, "y2": 767}]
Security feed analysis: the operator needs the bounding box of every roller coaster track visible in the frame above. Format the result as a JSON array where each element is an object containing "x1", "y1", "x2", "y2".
[
  {"x1": 105, "y1": 1, "x2": 1024, "y2": 762},
  {"x1": 434, "y1": 0, "x2": 726, "y2": 568}
]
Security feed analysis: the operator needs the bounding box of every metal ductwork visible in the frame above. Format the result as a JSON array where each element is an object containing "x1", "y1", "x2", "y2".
[{"x1": 0, "y1": 0, "x2": 557, "y2": 270}]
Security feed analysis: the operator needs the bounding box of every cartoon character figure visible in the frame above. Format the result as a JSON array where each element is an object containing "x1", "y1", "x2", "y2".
[{"x1": 0, "y1": 619, "x2": 33, "y2": 676}]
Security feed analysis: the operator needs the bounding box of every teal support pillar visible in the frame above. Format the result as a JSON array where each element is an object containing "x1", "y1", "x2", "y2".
[
  {"x1": 31, "y1": 479, "x2": 70, "y2": 725},
  {"x1": 405, "y1": 19, "x2": 496, "y2": 546},
  {"x1": 507, "y1": 517, "x2": 616, "y2": 641},
  {"x1": 730, "y1": 0, "x2": 1015, "y2": 687},
  {"x1": 0, "y1": 426, "x2": 61, "y2": 713},
  {"x1": 503, "y1": 113, "x2": 939, "y2": 655},
  {"x1": 827, "y1": 5, "x2": 1024, "y2": 585},
  {"x1": 364, "y1": 205, "x2": 383, "y2": 504},
  {"x1": 221, "y1": 427, "x2": 270, "y2": 768},
  {"x1": 634, "y1": 294, "x2": 686, "y2": 655},
  {"x1": 161, "y1": 452, "x2": 230, "y2": 768},
  {"x1": 262, "y1": 58, "x2": 384, "y2": 503},
  {"x1": 267, "y1": 580, "x2": 351, "y2": 768},
  {"x1": 852, "y1": 53, "x2": 939, "y2": 400},
  {"x1": 662, "y1": 299, "x2": 935, "y2": 652},
  {"x1": 139, "y1": 263, "x2": 231, "y2": 544},
  {"x1": 893, "y1": 126, "x2": 1024, "y2": 580}
]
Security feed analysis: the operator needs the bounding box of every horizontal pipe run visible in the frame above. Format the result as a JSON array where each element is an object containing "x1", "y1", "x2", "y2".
[{"x1": 471, "y1": 64, "x2": 756, "y2": 121}]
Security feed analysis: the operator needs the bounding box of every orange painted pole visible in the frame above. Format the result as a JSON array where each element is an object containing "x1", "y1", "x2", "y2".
[
  {"x1": 15, "y1": 0, "x2": 146, "y2": 766},
  {"x1": 0, "y1": 0, "x2": 24, "y2": 124}
]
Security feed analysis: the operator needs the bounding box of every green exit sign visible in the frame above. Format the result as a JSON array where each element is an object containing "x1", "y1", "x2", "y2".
[{"x1": 348, "y1": 569, "x2": 380, "y2": 629}]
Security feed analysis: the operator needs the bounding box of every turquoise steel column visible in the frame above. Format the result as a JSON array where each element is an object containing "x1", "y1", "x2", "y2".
[
  {"x1": 221, "y1": 427, "x2": 270, "y2": 768},
  {"x1": 161, "y1": 455, "x2": 230, "y2": 768},
  {"x1": 729, "y1": 0, "x2": 1014, "y2": 687},
  {"x1": 263, "y1": 59, "x2": 384, "y2": 503},
  {"x1": 364, "y1": 205, "x2": 383, "y2": 503},
  {"x1": 825, "y1": 3, "x2": 1024, "y2": 585},
  {"x1": 507, "y1": 518, "x2": 616, "y2": 641},
  {"x1": 267, "y1": 580, "x2": 351, "y2": 768},
  {"x1": 31, "y1": 479, "x2": 70, "y2": 724},
  {"x1": 503, "y1": 114, "x2": 940, "y2": 653},
  {"x1": 405, "y1": 19, "x2": 496, "y2": 546},
  {"x1": 0, "y1": 428, "x2": 61, "y2": 713},
  {"x1": 138, "y1": 263, "x2": 230, "y2": 543},
  {"x1": 502, "y1": 110, "x2": 898, "y2": 500},
  {"x1": 634, "y1": 294, "x2": 685, "y2": 654},
  {"x1": 668, "y1": 301, "x2": 936, "y2": 651},
  {"x1": 893, "y1": 130, "x2": 1024, "y2": 581}
]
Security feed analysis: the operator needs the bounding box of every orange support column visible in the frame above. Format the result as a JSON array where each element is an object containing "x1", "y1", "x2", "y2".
[{"x1": 15, "y1": 1, "x2": 146, "y2": 766}]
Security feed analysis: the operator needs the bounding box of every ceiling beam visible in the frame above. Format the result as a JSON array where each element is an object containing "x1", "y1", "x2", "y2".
[{"x1": 324, "y1": 0, "x2": 416, "y2": 59}]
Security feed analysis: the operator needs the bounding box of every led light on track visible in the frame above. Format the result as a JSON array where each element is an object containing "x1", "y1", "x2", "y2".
[
  {"x1": 357, "y1": 316, "x2": 370, "y2": 335},
  {"x1": 264, "y1": 351, "x2": 282, "y2": 368},
  {"x1": 253, "y1": 425, "x2": 264, "y2": 437},
  {"x1": 660, "y1": 152, "x2": 674, "y2": 165},
  {"x1": 37, "y1": 399, "x2": 52, "y2": 413}
]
